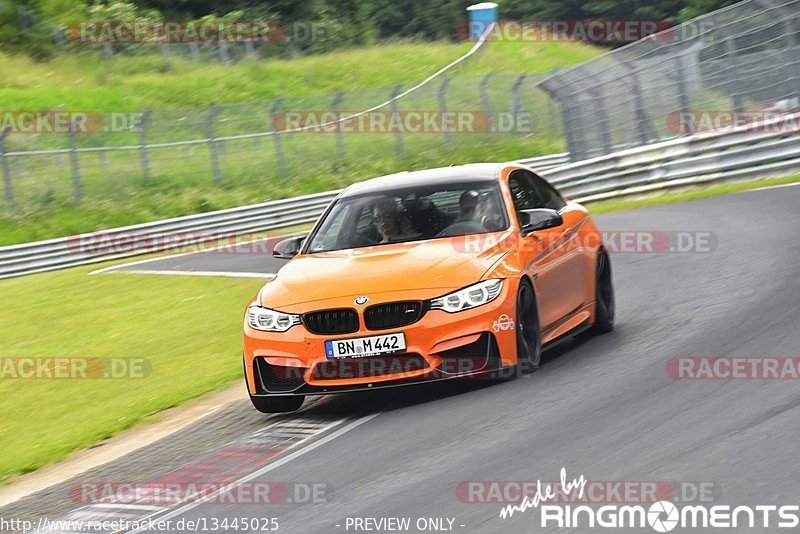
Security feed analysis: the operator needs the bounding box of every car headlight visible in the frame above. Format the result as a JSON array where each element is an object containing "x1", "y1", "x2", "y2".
[
  {"x1": 247, "y1": 305, "x2": 301, "y2": 332},
  {"x1": 430, "y1": 279, "x2": 503, "y2": 313}
]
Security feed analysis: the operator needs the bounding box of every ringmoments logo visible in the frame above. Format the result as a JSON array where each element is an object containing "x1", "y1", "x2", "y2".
[{"x1": 499, "y1": 468, "x2": 800, "y2": 531}]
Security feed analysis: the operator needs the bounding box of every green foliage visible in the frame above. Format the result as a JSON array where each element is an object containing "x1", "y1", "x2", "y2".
[
  {"x1": 677, "y1": 0, "x2": 741, "y2": 21},
  {"x1": 2, "y1": 0, "x2": 748, "y2": 59}
]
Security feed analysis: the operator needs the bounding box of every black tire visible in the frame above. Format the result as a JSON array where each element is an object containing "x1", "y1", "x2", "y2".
[
  {"x1": 515, "y1": 279, "x2": 542, "y2": 375},
  {"x1": 249, "y1": 394, "x2": 305, "y2": 413},
  {"x1": 588, "y1": 248, "x2": 615, "y2": 335}
]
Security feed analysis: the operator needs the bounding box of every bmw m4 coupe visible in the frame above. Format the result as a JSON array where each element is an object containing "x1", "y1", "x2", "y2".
[{"x1": 243, "y1": 163, "x2": 614, "y2": 412}]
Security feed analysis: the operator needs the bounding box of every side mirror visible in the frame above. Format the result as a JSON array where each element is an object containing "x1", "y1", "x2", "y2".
[
  {"x1": 519, "y1": 209, "x2": 563, "y2": 236},
  {"x1": 272, "y1": 234, "x2": 307, "y2": 259}
]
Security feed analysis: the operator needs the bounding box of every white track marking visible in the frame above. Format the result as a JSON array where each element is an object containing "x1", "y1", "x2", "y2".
[
  {"x1": 122, "y1": 413, "x2": 380, "y2": 534},
  {"x1": 108, "y1": 269, "x2": 276, "y2": 279},
  {"x1": 90, "y1": 504, "x2": 165, "y2": 511},
  {"x1": 752, "y1": 181, "x2": 800, "y2": 192},
  {"x1": 88, "y1": 235, "x2": 281, "y2": 275}
]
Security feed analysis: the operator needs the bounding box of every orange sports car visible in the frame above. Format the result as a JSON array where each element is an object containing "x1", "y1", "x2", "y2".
[{"x1": 243, "y1": 163, "x2": 614, "y2": 412}]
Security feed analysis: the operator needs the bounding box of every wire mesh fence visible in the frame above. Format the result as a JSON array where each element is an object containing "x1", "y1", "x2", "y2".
[
  {"x1": 0, "y1": 70, "x2": 562, "y2": 213},
  {"x1": 540, "y1": 0, "x2": 800, "y2": 162}
]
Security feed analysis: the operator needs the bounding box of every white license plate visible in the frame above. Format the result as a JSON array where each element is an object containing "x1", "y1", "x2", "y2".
[{"x1": 325, "y1": 333, "x2": 406, "y2": 359}]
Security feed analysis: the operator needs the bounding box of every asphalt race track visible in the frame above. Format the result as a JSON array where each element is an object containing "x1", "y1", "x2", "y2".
[{"x1": 5, "y1": 184, "x2": 800, "y2": 534}]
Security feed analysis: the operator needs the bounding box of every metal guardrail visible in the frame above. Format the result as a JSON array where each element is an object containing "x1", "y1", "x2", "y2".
[
  {"x1": 0, "y1": 191, "x2": 339, "y2": 279},
  {"x1": 544, "y1": 114, "x2": 800, "y2": 203},
  {"x1": 1, "y1": 125, "x2": 795, "y2": 281}
]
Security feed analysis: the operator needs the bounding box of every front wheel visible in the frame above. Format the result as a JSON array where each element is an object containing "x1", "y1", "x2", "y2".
[
  {"x1": 588, "y1": 248, "x2": 615, "y2": 335},
  {"x1": 249, "y1": 394, "x2": 305, "y2": 413},
  {"x1": 515, "y1": 280, "x2": 542, "y2": 375}
]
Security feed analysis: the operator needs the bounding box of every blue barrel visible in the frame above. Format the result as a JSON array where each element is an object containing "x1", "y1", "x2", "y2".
[{"x1": 467, "y1": 2, "x2": 499, "y2": 41}]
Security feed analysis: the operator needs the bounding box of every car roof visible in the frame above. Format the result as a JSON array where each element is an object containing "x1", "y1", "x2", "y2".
[{"x1": 340, "y1": 163, "x2": 507, "y2": 197}]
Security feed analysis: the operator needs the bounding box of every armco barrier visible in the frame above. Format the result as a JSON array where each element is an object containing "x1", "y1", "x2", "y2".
[
  {"x1": 547, "y1": 114, "x2": 800, "y2": 203},
  {"x1": 1, "y1": 120, "x2": 797, "y2": 281}
]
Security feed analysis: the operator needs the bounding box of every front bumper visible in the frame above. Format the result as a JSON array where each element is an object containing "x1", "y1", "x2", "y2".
[{"x1": 243, "y1": 282, "x2": 519, "y2": 396}]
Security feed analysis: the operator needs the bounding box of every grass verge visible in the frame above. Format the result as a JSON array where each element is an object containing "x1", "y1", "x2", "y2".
[
  {"x1": 585, "y1": 174, "x2": 800, "y2": 214},
  {"x1": 0, "y1": 262, "x2": 263, "y2": 484}
]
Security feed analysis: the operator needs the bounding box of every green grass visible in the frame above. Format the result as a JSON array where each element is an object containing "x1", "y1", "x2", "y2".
[
  {"x1": 0, "y1": 40, "x2": 598, "y2": 111},
  {"x1": 0, "y1": 263, "x2": 263, "y2": 484},
  {"x1": 0, "y1": 135, "x2": 564, "y2": 245},
  {"x1": 585, "y1": 174, "x2": 800, "y2": 215},
  {"x1": 0, "y1": 39, "x2": 598, "y2": 245},
  {"x1": 0, "y1": 172, "x2": 797, "y2": 484}
]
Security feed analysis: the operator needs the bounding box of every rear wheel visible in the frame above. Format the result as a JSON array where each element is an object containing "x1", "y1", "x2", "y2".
[
  {"x1": 515, "y1": 280, "x2": 542, "y2": 375},
  {"x1": 249, "y1": 394, "x2": 305, "y2": 413},
  {"x1": 588, "y1": 248, "x2": 615, "y2": 335}
]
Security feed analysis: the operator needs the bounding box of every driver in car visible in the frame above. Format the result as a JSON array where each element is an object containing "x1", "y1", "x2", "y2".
[
  {"x1": 371, "y1": 198, "x2": 416, "y2": 243},
  {"x1": 457, "y1": 190, "x2": 481, "y2": 222}
]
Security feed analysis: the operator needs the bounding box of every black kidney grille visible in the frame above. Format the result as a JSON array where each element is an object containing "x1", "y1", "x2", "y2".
[
  {"x1": 364, "y1": 301, "x2": 424, "y2": 330},
  {"x1": 303, "y1": 308, "x2": 359, "y2": 335}
]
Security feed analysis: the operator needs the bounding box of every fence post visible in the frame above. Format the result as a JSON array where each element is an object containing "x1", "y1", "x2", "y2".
[
  {"x1": 54, "y1": 27, "x2": 65, "y2": 51},
  {"x1": 754, "y1": 0, "x2": 800, "y2": 106},
  {"x1": 190, "y1": 41, "x2": 200, "y2": 62},
  {"x1": 712, "y1": 24, "x2": 744, "y2": 114},
  {"x1": 588, "y1": 85, "x2": 612, "y2": 155},
  {"x1": 219, "y1": 42, "x2": 230, "y2": 63},
  {"x1": 438, "y1": 77, "x2": 452, "y2": 148},
  {"x1": 547, "y1": 96, "x2": 559, "y2": 134},
  {"x1": 332, "y1": 91, "x2": 346, "y2": 159},
  {"x1": 510, "y1": 74, "x2": 528, "y2": 135},
  {"x1": 561, "y1": 88, "x2": 587, "y2": 162},
  {"x1": 269, "y1": 98, "x2": 287, "y2": 175},
  {"x1": 244, "y1": 40, "x2": 256, "y2": 59},
  {"x1": 206, "y1": 106, "x2": 223, "y2": 186},
  {"x1": 480, "y1": 72, "x2": 494, "y2": 137},
  {"x1": 17, "y1": 6, "x2": 30, "y2": 31},
  {"x1": 0, "y1": 127, "x2": 14, "y2": 212},
  {"x1": 546, "y1": 69, "x2": 561, "y2": 134},
  {"x1": 390, "y1": 84, "x2": 405, "y2": 158},
  {"x1": 137, "y1": 110, "x2": 152, "y2": 186},
  {"x1": 102, "y1": 43, "x2": 113, "y2": 60},
  {"x1": 622, "y1": 65, "x2": 657, "y2": 146},
  {"x1": 68, "y1": 121, "x2": 82, "y2": 204},
  {"x1": 674, "y1": 53, "x2": 692, "y2": 134}
]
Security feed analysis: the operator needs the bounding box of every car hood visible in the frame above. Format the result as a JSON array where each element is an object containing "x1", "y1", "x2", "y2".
[{"x1": 259, "y1": 233, "x2": 512, "y2": 309}]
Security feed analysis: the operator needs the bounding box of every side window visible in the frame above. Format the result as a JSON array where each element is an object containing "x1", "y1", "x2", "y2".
[{"x1": 508, "y1": 170, "x2": 565, "y2": 212}]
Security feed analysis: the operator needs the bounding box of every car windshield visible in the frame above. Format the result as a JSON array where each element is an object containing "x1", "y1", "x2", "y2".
[{"x1": 305, "y1": 181, "x2": 509, "y2": 253}]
